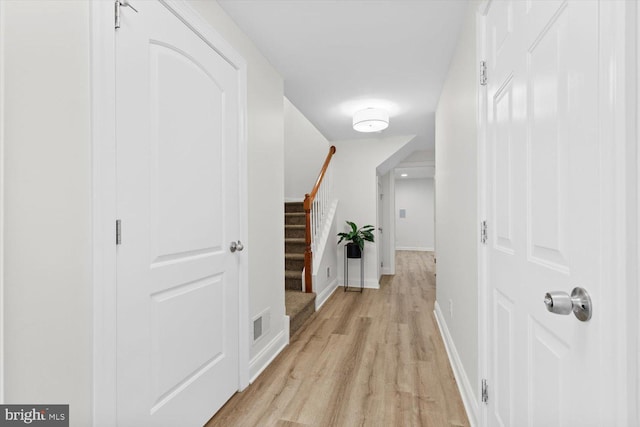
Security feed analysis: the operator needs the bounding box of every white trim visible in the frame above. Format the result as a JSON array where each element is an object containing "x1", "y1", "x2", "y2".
[
  {"x1": 91, "y1": 0, "x2": 250, "y2": 422},
  {"x1": 599, "y1": 1, "x2": 634, "y2": 424},
  {"x1": 476, "y1": 2, "x2": 490, "y2": 427},
  {"x1": 434, "y1": 302, "x2": 478, "y2": 427},
  {"x1": 388, "y1": 173, "x2": 396, "y2": 275},
  {"x1": 284, "y1": 197, "x2": 304, "y2": 203},
  {"x1": 395, "y1": 246, "x2": 434, "y2": 252},
  {"x1": 91, "y1": 1, "x2": 117, "y2": 424},
  {"x1": 0, "y1": 0, "x2": 5, "y2": 404},
  {"x1": 315, "y1": 278, "x2": 338, "y2": 310},
  {"x1": 636, "y1": 3, "x2": 640, "y2": 423},
  {"x1": 338, "y1": 279, "x2": 380, "y2": 290},
  {"x1": 249, "y1": 317, "x2": 289, "y2": 383}
]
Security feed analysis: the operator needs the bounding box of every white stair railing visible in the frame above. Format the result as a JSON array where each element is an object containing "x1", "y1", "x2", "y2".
[{"x1": 303, "y1": 145, "x2": 336, "y2": 293}]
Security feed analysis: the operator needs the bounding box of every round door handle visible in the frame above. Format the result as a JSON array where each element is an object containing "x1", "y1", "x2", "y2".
[
  {"x1": 544, "y1": 287, "x2": 592, "y2": 322},
  {"x1": 230, "y1": 240, "x2": 244, "y2": 253}
]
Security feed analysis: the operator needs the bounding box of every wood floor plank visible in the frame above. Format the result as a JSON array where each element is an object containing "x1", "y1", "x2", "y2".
[{"x1": 205, "y1": 251, "x2": 470, "y2": 427}]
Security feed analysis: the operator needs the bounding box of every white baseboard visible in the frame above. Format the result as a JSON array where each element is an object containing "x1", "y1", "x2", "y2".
[
  {"x1": 337, "y1": 278, "x2": 380, "y2": 290},
  {"x1": 381, "y1": 267, "x2": 392, "y2": 275},
  {"x1": 395, "y1": 246, "x2": 434, "y2": 252},
  {"x1": 249, "y1": 318, "x2": 289, "y2": 383},
  {"x1": 434, "y1": 302, "x2": 479, "y2": 427},
  {"x1": 315, "y1": 278, "x2": 338, "y2": 310}
]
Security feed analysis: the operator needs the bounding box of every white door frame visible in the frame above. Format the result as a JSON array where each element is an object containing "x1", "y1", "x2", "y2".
[
  {"x1": 476, "y1": 2, "x2": 489, "y2": 427},
  {"x1": 0, "y1": 0, "x2": 5, "y2": 404},
  {"x1": 476, "y1": 1, "x2": 638, "y2": 426},
  {"x1": 90, "y1": 1, "x2": 249, "y2": 424}
]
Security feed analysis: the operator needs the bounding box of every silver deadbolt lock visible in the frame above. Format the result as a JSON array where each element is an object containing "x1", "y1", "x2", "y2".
[{"x1": 544, "y1": 287, "x2": 592, "y2": 322}]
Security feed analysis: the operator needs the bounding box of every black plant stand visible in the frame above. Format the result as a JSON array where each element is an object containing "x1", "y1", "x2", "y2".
[{"x1": 344, "y1": 245, "x2": 364, "y2": 293}]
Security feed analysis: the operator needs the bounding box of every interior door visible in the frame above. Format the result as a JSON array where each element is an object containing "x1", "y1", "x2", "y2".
[
  {"x1": 115, "y1": 2, "x2": 241, "y2": 425},
  {"x1": 485, "y1": 1, "x2": 611, "y2": 425}
]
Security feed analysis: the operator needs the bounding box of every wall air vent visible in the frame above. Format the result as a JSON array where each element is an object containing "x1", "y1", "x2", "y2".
[{"x1": 252, "y1": 308, "x2": 271, "y2": 343}]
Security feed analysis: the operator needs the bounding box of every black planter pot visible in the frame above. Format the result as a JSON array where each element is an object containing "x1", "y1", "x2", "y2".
[{"x1": 346, "y1": 243, "x2": 362, "y2": 259}]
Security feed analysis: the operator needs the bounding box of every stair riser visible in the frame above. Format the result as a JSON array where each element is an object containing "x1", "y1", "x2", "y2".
[
  {"x1": 285, "y1": 214, "x2": 305, "y2": 226},
  {"x1": 285, "y1": 227, "x2": 305, "y2": 239},
  {"x1": 284, "y1": 202, "x2": 305, "y2": 213},
  {"x1": 285, "y1": 258, "x2": 305, "y2": 271},
  {"x1": 289, "y1": 298, "x2": 315, "y2": 337},
  {"x1": 285, "y1": 276, "x2": 303, "y2": 291},
  {"x1": 285, "y1": 241, "x2": 306, "y2": 254}
]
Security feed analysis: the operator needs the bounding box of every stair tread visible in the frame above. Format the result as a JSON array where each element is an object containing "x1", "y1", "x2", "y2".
[
  {"x1": 285, "y1": 238, "x2": 305, "y2": 243},
  {"x1": 285, "y1": 212, "x2": 305, "y2": 216},
  {"x1": 285, "y1": 224, "x2": 305, "y2": 229},
  {"x1": 285, "y1": 290, "x2": 316, "y2": 316},
  {"x1": 285, "y1": 253, "x2": 305, "y2": 260}
]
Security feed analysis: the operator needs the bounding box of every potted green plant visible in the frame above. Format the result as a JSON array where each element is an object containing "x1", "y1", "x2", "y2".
[{"x1": 337, "y1": 221, "x2": 375, "y2": 258}]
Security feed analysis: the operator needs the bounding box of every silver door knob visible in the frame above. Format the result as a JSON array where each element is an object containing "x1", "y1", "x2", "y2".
[
  {"x1": 544, "y1": 287, "x2": 592, "y2": 322},
  {"x1": 230, "y1": 240, "x2": 244, "y2": 253}
]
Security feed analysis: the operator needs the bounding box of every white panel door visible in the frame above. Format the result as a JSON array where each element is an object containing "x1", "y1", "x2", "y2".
[
  {"x1": 115, "y1": 2, "x2": 241, "y2": 425},
  {"x1": 485, "y1": 1, "x2": 614, "y2": 426}
]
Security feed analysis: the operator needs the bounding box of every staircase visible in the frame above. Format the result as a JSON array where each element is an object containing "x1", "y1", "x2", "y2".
[{"x1": 284, "y1": 202, "x2": 316, "y2": 337}]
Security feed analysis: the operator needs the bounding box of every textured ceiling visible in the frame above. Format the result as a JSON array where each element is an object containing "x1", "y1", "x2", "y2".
[{"x1": 218, "y1": 0, "x2": 469, "y2": 151}]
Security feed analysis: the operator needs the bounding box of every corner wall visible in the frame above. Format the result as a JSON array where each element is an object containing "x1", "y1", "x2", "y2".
[
  {"x1": 434, "y1": 0, "x2": 480, "y2": 413},
  {"x1": 333, "y1": 135, "x2": 414, "y2": 287}
]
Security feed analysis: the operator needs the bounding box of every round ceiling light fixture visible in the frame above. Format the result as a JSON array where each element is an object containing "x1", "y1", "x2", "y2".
[{"x1": 353, "y1": 108, "x2": 389, "y2": 133}]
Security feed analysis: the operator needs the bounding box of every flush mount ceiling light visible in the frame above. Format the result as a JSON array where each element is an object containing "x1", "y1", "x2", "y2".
[{"x1": 353, "y1": 108, "x2": 389, "y2": 133}]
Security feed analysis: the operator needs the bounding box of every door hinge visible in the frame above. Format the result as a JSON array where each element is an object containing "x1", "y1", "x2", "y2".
[
  {"x1": 480, "y1": 220, "x2": 488, "y2": 245},
  {"x1": 115, "y1": 0, "x2": 138, "y2": 29},
  {"x1": 480, "y1": 60, "x2": 487, "y2": 86},
  {"x1": 481, "y1": 379, "x2": 489, "y2": 404},
  {"x1": 116, "y1": 219, "x2": 122, "y2": 245}
]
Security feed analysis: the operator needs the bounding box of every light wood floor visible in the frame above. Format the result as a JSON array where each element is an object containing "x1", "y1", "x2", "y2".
[{"x1": 206, "y1": 251, "x2": 469, "y2": 427}]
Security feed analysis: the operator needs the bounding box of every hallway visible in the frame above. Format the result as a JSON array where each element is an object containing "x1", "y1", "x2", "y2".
[{"x1": 207, "y1": 251, "x2": 469, "y2": 426}]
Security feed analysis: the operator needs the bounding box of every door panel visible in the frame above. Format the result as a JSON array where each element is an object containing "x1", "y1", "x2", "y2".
[
  {"x1": 150, "y1": 42, "x2": 225, "y2": 259},
  {"x1": 493, "y1": 76, "x2": 515, "y2": 254},
  {"x1": 493, "y1": 290, "x2": 514, "y2": 427},
  {"x1": 485, "y1": 1, "x2": 605, "y2": 426},
  {"x1": 116, "y1": 2, "x2": 240, "y2": 425},
  {"x1": 527, "y1": 5, "x2": 569, "y2": 270}
]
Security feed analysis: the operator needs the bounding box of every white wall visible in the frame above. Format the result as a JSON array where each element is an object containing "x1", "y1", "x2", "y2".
[
  {"x1": 395, "y1": 178, "x2": 435, "y2": 251},
  {"x1": 333, "y1": 135, "x2": 414, "y2": 288},
  {"x1": 311, "y1": 201, "x2": 339, "y2": 308},
  {"x1": 379, "y1": 172, "x2": 395, "y2": 275},
  {"x1": 3, "y1": 1, "x2": 93, "y2": 423},
  {"x1": 434, "y1": 0, "x2": 479, "y2": 411},
  {"x1": 2, "y1": 1, "x2": 287, "y2": 424},
  {"x1": 284, "y1": 97, "x2": 331, "y2": 200},
  {"x1": 187, "y1": 0, "x2": 286, "y2": 379}
]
